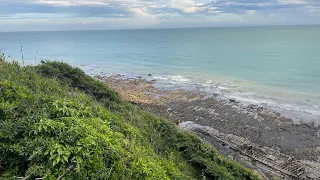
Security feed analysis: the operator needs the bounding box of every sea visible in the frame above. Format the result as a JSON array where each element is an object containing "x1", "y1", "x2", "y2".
[{"x1": 1, "y1": 25, "x2": 319, "y2": 125}]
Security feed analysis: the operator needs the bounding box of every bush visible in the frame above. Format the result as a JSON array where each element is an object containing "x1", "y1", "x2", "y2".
[
  {"x1": 0, "y1": 61, "x2": 184, "y2": 179},
  {"x1": 37, "y1": 61, "x2": 121, "y2": 107},
  {"x1": 0, "y1": 60, "x2": 260, "y2": 179},
  {"x1": 0, "y1": 51, "x2": 5, "y2": 63}
]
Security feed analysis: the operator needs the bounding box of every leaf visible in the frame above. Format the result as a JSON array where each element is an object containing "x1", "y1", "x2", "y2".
[
  {"x1": 56, "y1": 156, "x2": 61, "y2": 164},
  {"x1": 52, "y1": 159, "x2": 58, "y2": 167},
  {"x1": 44, "y1": 149, "x2": 50, "y2": 156},
  {"x1": 63, "y1": 155, "x2": 69, "y2": 163}
]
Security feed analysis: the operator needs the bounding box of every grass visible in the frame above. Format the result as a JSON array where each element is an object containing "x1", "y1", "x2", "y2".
[{"x1": 0, "y1": 58, "x2": 260, "y2": 180}]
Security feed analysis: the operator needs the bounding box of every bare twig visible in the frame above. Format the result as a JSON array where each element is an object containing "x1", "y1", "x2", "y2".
[
  {"x1": 106, "y1": 164, "x2": 114, "y2": 180},
  {"x1": 21, "y1": 46, "x2": 24, "y2": 66},
  {"x1": 35, "y1": 49, "x2": 39, "y2": 65},
  {"x1": 87, "y1": 90, "x2": 98, "y2": 103},
  {"x1": 15, "y1": 166, "x2": 41, "y2": 180},
  {"x1": 56, "y1": 164, "x2": 75, "y2": 180},
  {"x1": 16, "y1": 173, "x2": 32, "y2": 180},
  {"x1": 56, "y1": 171, "x2": 66, "y2": 180}
]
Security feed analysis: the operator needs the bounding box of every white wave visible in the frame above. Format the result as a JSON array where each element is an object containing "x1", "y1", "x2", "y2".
[
  {"x1": 280, "y1": 103, "x2": 320, "y2": 116},
  {"x1": 153, "y1": 76, "x2": 168, "y2": 80},
  {"x1": 150, "y1": 73, "x2": 320, "y2": 124},
  {"x1": 153, "y1": 75, "x2": 192, "y2": 84},
  {"x1": 223, "y1": 92, "x2": 276, "y2": 106},
  {"x1": 167, "y1": 75, "x2": 192, "y2": 83}
]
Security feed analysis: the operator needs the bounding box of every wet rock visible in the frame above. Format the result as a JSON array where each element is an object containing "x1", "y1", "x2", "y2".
[
  {"x1": 257, "y1": 107, "x2": 264, "y2": 111},
  {"x1": 95, "y1": 75, "x2": 103, "y2": 79},
  {"x1": 104, "y1": 74, "x2": 320, "y2": 163},
  {"x1": 130, "y1": 101, "x2": 139, "y2": 105},
  {"x1": 148, "y1": 74, "x2": 152, "y2": 76}
]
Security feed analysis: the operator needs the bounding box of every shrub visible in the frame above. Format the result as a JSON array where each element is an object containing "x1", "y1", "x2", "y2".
[
  {"x1": 37, "y1": 61, "x2": 121, "y2": 107},
  {"x1": 0, "y1": 60, "x2": 259, "y2": 179},
  {"x1": 0, "y1": 61, "x2": 184, "y2": 179}
]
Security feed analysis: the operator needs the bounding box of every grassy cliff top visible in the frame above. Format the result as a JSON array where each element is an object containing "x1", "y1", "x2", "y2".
[{"x1": 0, "y1": 57, "x2": 259, "y2": 179}]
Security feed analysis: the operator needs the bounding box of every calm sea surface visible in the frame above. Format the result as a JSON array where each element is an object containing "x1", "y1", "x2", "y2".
[{"x1": 1, "y1": 25, "x2": 319, "y2": 123}]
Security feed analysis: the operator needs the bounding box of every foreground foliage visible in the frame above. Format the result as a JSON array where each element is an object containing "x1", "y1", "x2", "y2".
[{"x1": 0, "y1": 60, "x2": 259, "y2": 179}]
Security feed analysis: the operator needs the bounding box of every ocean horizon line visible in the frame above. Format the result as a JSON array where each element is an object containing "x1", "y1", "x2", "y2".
[{"x1": 1, "y1": 23, "x2": 320, "y2": 33}]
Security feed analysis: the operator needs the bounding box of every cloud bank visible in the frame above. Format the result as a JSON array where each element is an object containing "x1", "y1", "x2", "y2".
[{"x1": 0, "y1": 0, "x2": 319, "y2": 31}]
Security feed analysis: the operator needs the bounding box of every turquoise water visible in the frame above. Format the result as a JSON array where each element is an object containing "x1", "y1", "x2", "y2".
[{"x1": 1, "y1": 25, "x2": 319, "y2": 123}]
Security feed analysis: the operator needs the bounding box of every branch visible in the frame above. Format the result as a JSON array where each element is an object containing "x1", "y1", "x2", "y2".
[{"x1": 21, "y1": 46, "x2": 24, "y2": 66}]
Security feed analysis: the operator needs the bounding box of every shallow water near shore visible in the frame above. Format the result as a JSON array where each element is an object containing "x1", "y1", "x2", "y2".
[{"x1": 1, "y1": 25, "x2": 319, "y2": 124}]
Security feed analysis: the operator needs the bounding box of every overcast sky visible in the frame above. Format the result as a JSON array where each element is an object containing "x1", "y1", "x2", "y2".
[{"x1": 0, "y1": 0, "x2": 320, "y2": 31}]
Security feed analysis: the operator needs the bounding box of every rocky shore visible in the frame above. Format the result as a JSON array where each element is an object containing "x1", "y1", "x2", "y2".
[{"x1": 96, "y1": 74, "x2": 320, "y2": 179}]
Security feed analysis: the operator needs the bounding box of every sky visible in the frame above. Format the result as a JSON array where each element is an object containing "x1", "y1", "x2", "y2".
[{"x1": 0, "y1": 0, "x2": 320, "y2": 31}]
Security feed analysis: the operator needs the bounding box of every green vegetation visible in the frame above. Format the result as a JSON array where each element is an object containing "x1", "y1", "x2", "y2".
[
  {"x1": 37, "y1": 61, "x2": 120, "y2": 108},
  {"x1": 0, "y1": 58, "x2": 260, "y2": 179}
]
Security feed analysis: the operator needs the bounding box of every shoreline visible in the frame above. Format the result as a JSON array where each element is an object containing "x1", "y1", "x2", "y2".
[
  {"x1": 88, "y1": 69, "x2": 320, "y2": 126},
  {"x1": 96, "y1": 74, "x2": 320, "y2": 179}
]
